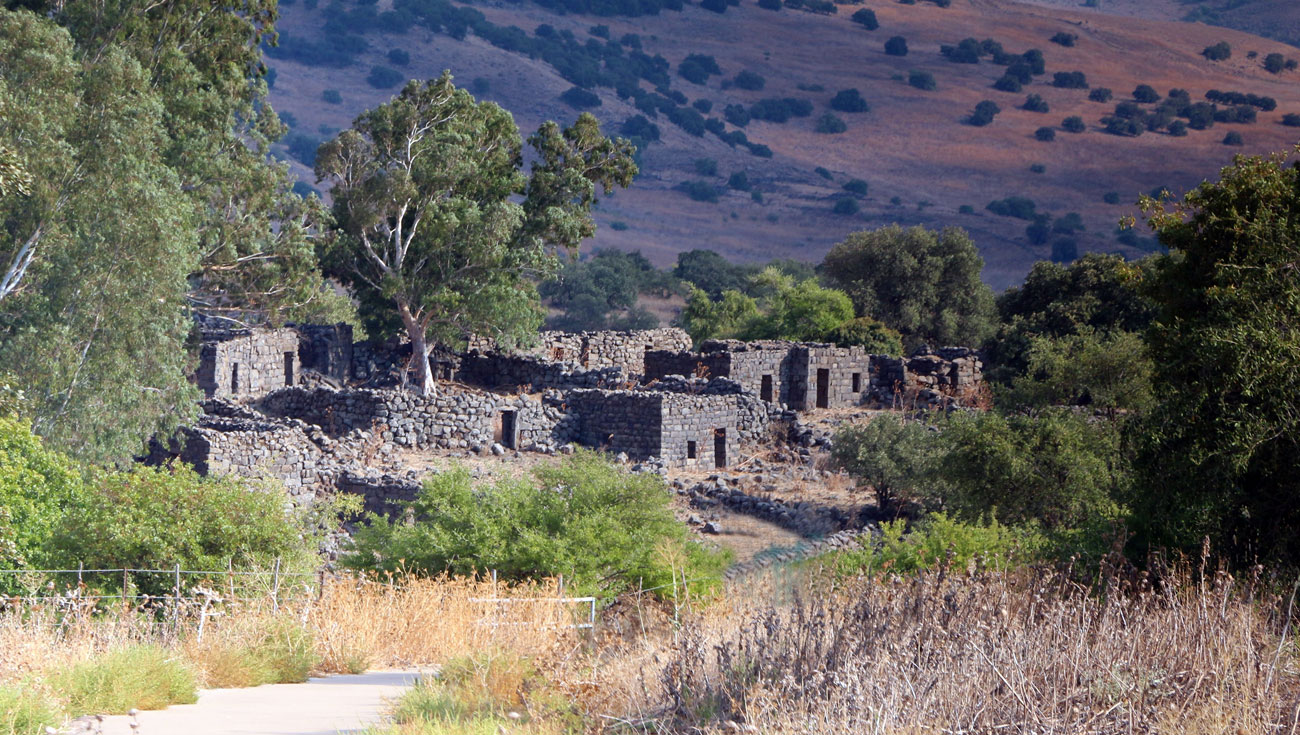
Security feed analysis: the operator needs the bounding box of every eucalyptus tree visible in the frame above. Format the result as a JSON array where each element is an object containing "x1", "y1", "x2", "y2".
[{"x1": 316, "y1": 73, "x2": 636, "y2": 395}]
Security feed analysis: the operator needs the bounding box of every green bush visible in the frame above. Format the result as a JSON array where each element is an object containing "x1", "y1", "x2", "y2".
[
  {"x1": 386, "y1": 48, "x2": 410, "y2": 67},
  {"x1": 693, "y1": 157, "x2": 718, "y2": 176},
  {"x1": 322, "y1": 89, "x2": 342, "y2": 104},
  {"x1": 1061, "y1": 116, "x2": 1086, "y2": 133},
  {"x1": 842, "y1": 178, "x2": 868, "y2": 196},
  {"x1": 831, "y1": 415, "x2": 942, "y2": 510},
  {"x1": 0, "y1": 417, "x2": 84, "y2": 591},
  {"x1": 851, "y1": 8, "x2": 878, "y2": 29},
  {"x1": 1029, "y1": 163, "x2": 1046, "y2": 173},
  {"x1": 1132, "y1": 84, "x2": 1159, "y2": 103},
  {"x1": 884, "y1": 36, "x2": 908, "y2": 56},
  {"x1": 678, "y1": 180, "x2": 719, "y2": 202},
  {"x1": 366, "y1": 65, "x2": 405, "y2": 89},
  {"x1": 1001, "y1": 330, "x2": 1153, "y2": 415},
  {"x1": 1223, "y1": 131, "x2": 1243, "y2": 146},
  {"x1": 560, "y1": 87, "x2": 601, "y2": 109},
  {"x1": 833, "y1": 514, "x2": 1045, "y2": 576},
  {"x1": 814, "y1": 166, "x2": 832, "y2": 180},
  {"x1": 344, "y1": 453, "x2": 728, "y2": 598},
  {"x1": 49, "y1": 466, "x2": 315, "y2": 596},
  {"x1": 727, "y1": 171, "x2": 751, "y2": 190},
  {"x1": 826, "y1": 316, "x2": 902, "y2": 355},
  {"x1": 992, "y1": 75, "x2": 1021, "y2": 93},
  {"x1": 815, "y1": 113, "x2": 847, "y2": 133},
  {"x1": 1088, "y1": 87, "x2": 1112, "y2": 103},
  {"x1": 986, "y1": 196, "x2": 1037, "y2": 219},
  {"x1": 1035, "y1": 127, "x2": 1056, "y2": 142},
  {"x1": 52, "y1": 646, "x2": 197, "y2": 716},
  {"x1": 832, "y1": 197, "x2": 859, "y2": 215},
  {"x1": 1022, "y1": 94, "x2": 1049, "y2": 113},
  {"x1": 829, "y1": 88, "x2": 869, "y2": 113},
  {"x1": 1103, "y1": 191, "x2": 1121, "y2": 204},
  {"x1": 732, "y1": 70, "x2": 765, "y2": 90},
  {"x1": 0, "y1": 684, "x2": 61, "y2": 735},
  {"x1": 908, "y1": 70, "x2": 936, "y2": 90},
  {"x1": 609, "y1": 220, "x2": 629, "y2": 231},
  {"x1": 1052, "y1": 71, "x2": 1088, "y2": 89},
  {"x1": 1202, "y1": 41, "x2": 1231, "y2": 61},
  {"x1": 1050, "y1": 31, "x2": 1076, "y2": 47},
  {"x1": 1283, "y1": 113, "x2": 1300, "y2": 127},
  {"x1": 967, "y1": 100, "x2": 1000, "y2": 126},
  {"x1": 1168, "y1": 120, "x2": 1189, "y2": 136}
]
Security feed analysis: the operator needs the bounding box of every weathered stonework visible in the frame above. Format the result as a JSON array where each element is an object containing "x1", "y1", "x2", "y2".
[
  {"x1": 196, "y1": 328, "x2": 300, "y2": 400},
  {"x1": 457, "y1": 352, "x2": 628, "y2": 391},
  {"x1": 294, "y1": 323, "x2": 354, "y2": 382},
  {"x1": 470, "y1": 328, "x2": 692, "y2": 378},
  {"x1": 869, "y1": 347, "x2": 985, "y2": 406}
]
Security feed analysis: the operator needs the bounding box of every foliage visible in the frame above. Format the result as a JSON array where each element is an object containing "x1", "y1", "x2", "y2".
[
  {"x1": 732, "y1": 70, "x2": 766, "y2": 90},
  {"x1": 47, "y1": 466, "x2": 315, "y2": 595},
  {"x1": 1202, "y1": 41, "x2": 1231, "y2": 61},
  {"x1": 749, "y1": 97, "x2": 813, "y2": 123},
  {"x1": 884, "y1": 36, "x2": 908, "y2": 56},
  {"x1": 678, "y1": 54, "x2": 721, "y2": 85},
  {"x1": 345, "y1": 453, "x2": 728, "y2": 598},
  {"x1": 1223, "y1": 131, "x2": 1243, "y2": 146},
  {"x1": 850, "y1": 8, "x2": 878, "y2": 29},
  {"x1": 829, "y1": 89, "x2": 869, "y2": 113},
  {"x1": 679, "y1": 287, "x2": 760, "y2": 343},
  {"x1": 1022, "y1": 94, "x2": 1049, "y2": 113},
  {"x1": 967, "y1": 100, "x2": 1000, "y2": 126},
  {"x1": 815, "y1": 113, "x2": 847, "y2": 134},
  {"x1": 1283, "y1": 113, "x2": 1300, "y2": 127},
  {"x1": 727, "y1": 171, "x2": 751, "y2": 190},
  {"x1": 985, "y1": 196, "x2": 1038, "y2": 219},
  {"x1": 827, "y1": 317, "x2": 903, "y2": 354},
  {"x1": 740, "y1": 270, "x2": 855, "y2": 342},
  {"x1": 1052, "y1": 71, "x2": 1088, "y2": 89},
  {"x1": 833, "y1": 514, "x2": 1045, "y2": 576},
  {"x1": 0, "y1": 683, "x2": 60, "y2": 735},
  {"x1": 1132, "y1": 84, "x2": 1159, "y2": 103},
  {"x1": 908, "y1": 70, "x2": 936, "y2": 90},
  {"x1": 316, "y1": 74, "x2": 635, "y2": 394},
  {"x1": 560, "y1": 87, "x2": 602, "y2": 109},
  {"x1": 51, "y1": 646, "x2": 197, "y2": 715},
  {"x1": 1131, "y1": 148, "x2": 1300, "y2": 566},
  {"x1": 367, "y1": 65, "x2": 406, "y2": 89},
  {"x1": 938, "y1": 410, "x2": 1127, "y2": 531},
  {"x1": 1050, "y1": 31, "x2": 1076, "y2": 47},
  {"x1": 673, "y1": 249, "x2": 753, "y2": 298},
  {"x1": 831, "y1": 415, "x2": 942, "y2": 510},
  {"x1": 1062, "y1": 116, "x2": 1086, "y2": 133},
  {"x1": 985, "y1": 253, "x2": 1157, "y2": 382},
  {"x1": 0, "y1": 417, "x2": 83, "y2": 592},
  {"x1": 992, "y1": 75, "x2": 1021, "y2": 93},
  {"x1": 832, "y1": 197, "x2": 858, "y2": 214},
  {"x1": 822, "y1": 224, "x2": 996, "y2": 350},
  {"x1": 1035, "y1": 127, "x2": 1056, "y2": 142},
  {"x1": 323, "y1": 89, "x2": 343, "y2": 104},
  {"x1": 539, "y1": 249, "x2": 675, "y2": 330},
  {"x1": 1000, "y1": 330, "x2": 1154, "y2": 415},
  {"x1": 842, "y1": 179, "x2": 868, "y2": 196},
  {"x1": 1088, "y1": 87, "x2": 1112, "y2": 103}
]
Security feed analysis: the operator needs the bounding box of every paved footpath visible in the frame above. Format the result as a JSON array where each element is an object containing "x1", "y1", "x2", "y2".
[{"x1": 81, "y1": 670, "x2": 427, "y2": 735}]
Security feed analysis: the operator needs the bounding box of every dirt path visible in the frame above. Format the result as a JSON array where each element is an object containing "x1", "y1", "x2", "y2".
[{"x1": 82, "y1": 670, "x2": 426, "y2": 735}]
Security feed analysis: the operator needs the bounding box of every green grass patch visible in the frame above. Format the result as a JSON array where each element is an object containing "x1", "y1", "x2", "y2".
[
  {"x1": 51, "y1": 645, "x2": 197, "y2": 715},
  {"x1": 833, "y1": 514, "x2": 1045, "y2": 577},
  {"x1": 197, "y1": 619, "x2": 320, "y2": 689},
  {"x1": 0, "y1": 683, "x2": 61, "y2": 735}
]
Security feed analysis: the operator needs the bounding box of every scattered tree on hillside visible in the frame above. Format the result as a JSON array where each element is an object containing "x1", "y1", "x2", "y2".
[
  {"x1": 909, "y1": 70, "x2": 936, "y2": 90},
  {"x1": 1202, "y1": 41, "x2": 1231, "y2": 61},
  {"x1": 1132, "y1": 84, "x2": 1160, "y2": 103},
  {"x1": 1062, "y1": 116, "x2": 1086, "y2": 133},
  {"x1": 316, "y1": 74, "x2": 636, "y2": 395},
  {"x1": 885, "y1": 36, "x2": 909, "y2": 56},
  {"x1": 1089, "y1": 88, "x2": 1113, "y2": 103},
  {"x1": 830, "y1": 88, "x2": 870, "y2": 113},
  {"x1": 967, "y1": 100, "x2": 1001, "y2": 126},
  {"x1": 851, "y1": 8, "x2": 878, "y2": 29}
]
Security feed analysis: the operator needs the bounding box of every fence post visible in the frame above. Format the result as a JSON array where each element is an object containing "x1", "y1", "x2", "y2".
[
  {"x1": 227, "y1": 558, "x2": 235, "y2": 605},
  {"x1": 76, "y1": 562, "x2": 83, "y2": 590},
  {"x1": 123, "y1": 568, "x2": 130, "y2": 612},
  {"x1": 271, "y1": 558, "x2": 282, "y2": 613},
  {"x1": 172, "y1": 563, "x2": 181, "y2": 637}
]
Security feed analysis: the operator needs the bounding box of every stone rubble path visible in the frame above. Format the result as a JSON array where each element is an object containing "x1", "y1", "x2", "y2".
[{"x1": 81, "y1": 670, "x2": 426, "y2": 735}]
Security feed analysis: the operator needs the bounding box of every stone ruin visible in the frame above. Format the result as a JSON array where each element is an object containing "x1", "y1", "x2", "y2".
[
  {"x1": 165, "y1": 323, "x2": 984, "y2": 514},
  {"x1": 868, "y1": 347, "x2": 985, "y2": 407}
]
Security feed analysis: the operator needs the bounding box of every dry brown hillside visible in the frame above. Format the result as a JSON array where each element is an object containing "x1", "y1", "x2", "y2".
[{"x1": 268, "y1": 0, "x2": 1300, "y2": 287}]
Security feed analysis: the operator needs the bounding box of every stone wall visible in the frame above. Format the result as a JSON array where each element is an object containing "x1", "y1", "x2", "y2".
[
  {"x1": 256, "y1": 385, "x2": 577, "y2": 452},
  {"x1": 196, "y1": 328, "x2": 300, "y2": 400},
  {"x1": 471, "y1": 328, "x2": 692, "y2": 377},
  {"x1": 457, "y1": 352, "x2": 628, "y2": 391},
  {"x1": 869, "y1": 347, "x2": 985, "y2": 406},
  {"x1": 790, "y1": 345, "x2": 869, "y2": 411},
  {"x1": 646, "y1": 341, "x2": 868, "y2": 410},
  {"x1": 294, "y1": 323, "x2": 354, "y2": 381}
]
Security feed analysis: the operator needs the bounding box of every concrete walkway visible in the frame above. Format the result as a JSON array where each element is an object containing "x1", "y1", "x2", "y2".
[{"x1": 81, "y1": 670, "x2": 427, "y2": 735}]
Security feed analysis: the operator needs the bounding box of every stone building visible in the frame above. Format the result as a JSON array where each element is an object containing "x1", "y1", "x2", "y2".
[
  {"x1": 645, "y1": 340, "x2": 870, "y2": 411},
  {"x1": 195, "y1": 328, "x2": 300, "y2": 400},
  {"x1": 469, "y1": 328, "x2": 692, "y2": 378},
  {"x1": 869, "y1": 347, "x2": 985, "y2": 405}
]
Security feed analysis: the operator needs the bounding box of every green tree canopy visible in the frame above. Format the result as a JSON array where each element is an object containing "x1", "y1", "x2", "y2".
[
  {"x1": 316, "y1": 73, "x2": 636, "y2": 394},
  {"x1": 1131, "y1": 148, "x2": 1300, "y2": 565},
  {"x1": 821, "y1": 225, "x2": 996, "y2": 351}
]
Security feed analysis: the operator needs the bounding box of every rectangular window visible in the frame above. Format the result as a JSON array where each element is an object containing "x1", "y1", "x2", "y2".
[
  {"x1": 714, "y1": 429, "x2": 727, "y2": 469},
  {"x1": 230, "y1": 363, "x2": 240, "y2": 394},
  {"x1": 687, "y1": 440, "x2": 697, "y2": 460},
  {"x1": 284, "y1": 352, "x2": 295, "y2": 386},
  {"x1": 852, "y1": 372, "x2": 861, "y2": 393},
  {"x1": 760, "y1": 374, "x2": 774, "y2": 402},
  {"x1": 816, "y1": 368, "x2": 830, "y2": 409}
]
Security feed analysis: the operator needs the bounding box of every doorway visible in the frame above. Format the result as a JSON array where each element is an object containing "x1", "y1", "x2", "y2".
[
  {"x1": 851, "y1": 372, "x2": 861, "y2": 393},
  {"x1": 713, "y1": 429, "x2": 727, "y2": 468},
  {"x1": 687, "y1": 440, "x2": 697, "y2": 460},
  {"x1": 230, "y1": 363, "x2": 240, "y2": 395},
  {"x1": 816, "y1": 368, "x2": 830, "y2": 409},
  {"x1": 284, "y1": 352, "x2": 295, "y2": 387},
  {"x1": 497, "y1": 410, "x2": 517, "y2": 449},
  {"x1": 760, "y1": 374, "x2": 773, "y2": 402}
]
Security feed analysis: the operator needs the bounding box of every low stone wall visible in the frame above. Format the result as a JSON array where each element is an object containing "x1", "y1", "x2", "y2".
[
  {"x1": 458, "y1": 352, "x2": 627, "y2": 391},
  {"x1": 471, "y1": 328, "x2": 692, "y2": 377},
  {"x1": 256, "y1": 386, "x2": 577, "y2": 452},
  {"x1": 336, "y1": 469, "x2": 424, "y2": 516},
  {"x1": 196, "y1": 328, "x2": 300, "y2": 400},
  {"x1": 870, "y1": 347, "x2": 984, "y2": 406},
  {"x1": 647, "y1": 341, "x2": 868, "y2": 410},
  {"x1": 294, "y1": 323, "x2": 354, "y2": 381}
]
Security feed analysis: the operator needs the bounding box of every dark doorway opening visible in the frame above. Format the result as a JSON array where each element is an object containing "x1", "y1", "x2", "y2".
[
  {"x1": 284, "y1": 352, "x2": 295, "y2": 387},
  {"x1": 816, "y1": 368, "x2": 830, "y2": 408},
  {"x1": 851, "y1": 372, "x2": 861, "y2": 393},
  {"x1": 497, "y1": 410, "x2": 517, "y2": 449},
  {"x1": 760, "y1": 374, "x2": 774, "y2": 402},
  {"x1": 687, "y1": 440, "x2": 697, "y2": 460},
  {"x1": 714, "y1": 428, "x2": 727, "y2": 468},
  {"x1": 230, "y1": 363, "x2": 240, "y2": 395}
]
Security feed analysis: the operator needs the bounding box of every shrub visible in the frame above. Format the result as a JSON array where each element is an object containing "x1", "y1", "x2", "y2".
[
  {"x1": 678, "y1": 53, "x2": 721, "y2": 84},
  {"x1": 834, "y1": 514, "x2": 1045, "y2": 576},
  {"x1": 666, "y1": 105, "x2": 706, "y2": 135},
  {"x1": 827, "y1": 316, "x2": 902, "y2": 355},
  {"x1": 908, "y1": 70, "x2": 936, "y2": 90},
  {"x1": 692, "y1": 98, "x2": 712, "y2": 113},
  {"x1": 732, "y1": 70, "x2": 766, "y2": 90},
  {"x1": 1005, "y1": 61, "x2": 1034, "y2": 84},
  {"x1": 366, "y1": 65, "x2": 404, "y2": 88},
  {"x1": 693, "y1": 158, "x2": 718, "y2": 176},
  {"x1": 967, "y1": 100, "x2": 1001, "y2": 126},
  {"x1": 757, "y1": 0, "x2": 781, "y2": 9},
  {"x1": 345, "y1": 454, "x2": 727, "y2": 597},
  {"x1": 830, "y1": 88, "x2": 869, "y2": 113},
  {"x1": 747, "y1": 142, "x2": 773, "y2": 157},
  {"x1": 728, "y1": 171, "x2": 751, "y2": 190},
  {"x1": 1022, "y1": 94, "x2": 1049, "y2": 113},
  {"x1": 1283, "y1": 113, "x2": 1300, "y2": 127},
  {"x1": 701, "y1": 0, "x2": 727, "y2": 15},
  {"x1": 0, "y1": 417, "x2": 84, "y2": 591},
  {"x1": 986, "y1": 196, "x2": 1037, "y2": 219},
  {"x1": 679, "y1": 180, "x2": 719, "y2": 202},
  {"x1": 1052, "y1": 71, "x2": 1088, "y2": 89},
  {"x1": 1088, "y1": 87, "x2": 1112, "y2": 103},
  {"x1": 322, "y1": 89, "x2": 342, "y2": 104},
  {"x1": 1103, "y1": 116, "x2": 1143, "y2": 137},
  {"x1": 842, "y1": 178, "x2": 869, "y2": 196},
  {"x1": 1223, "y1": 131, "x2": 1243, "y2": 146},
  {"x1": 1132, "y1": 84, "x2": 1159, "y2": 103},
  {"x1": 1050, "y1": 31, "x2": 1076, "y2": 47},
  {"x1": 814, "y1": 166, "x2": 832, "y2": 179},
  {"x1": 1022, "y1": 48, "x2": 1046, "y2": 75},
  {"x1": 560, "y1": 87, "x2": 602, "y2": 109},
  {"x1": 1061, "y1": 116, "x2": 1086, "y2": 133},
  {"x1": 49, "y1": 466, "x2": 314, "y2": 596},
  {"x1": 1103, "y1": 191, "x2": 1121, "y2": 204},
  {"x1": 1202, "y1": 41, "x2": 1231, "y2": 61},
  {"x1": 723, "y1": 103, "x2": 750, "y2": 127},
  {"x1": 831, "y1": 414, "x2": 942, "y2": 510},
  {"x1": 884, "y1": 36, "x2": 908, "y2": 56},
  {"x1": 815, "y1": 112, "x2": 847, "y2": 133},
  {"x1": 1264, "y1": 53, "x2": 1288, "y2": 74},
  {"x1": 1026, "y1": 216, "x2": 1052, "y2": 245},
  {"x1": 751, "y1": 190, "x2": 763, "y2": 203},
  {"x1": 833, "y1": 197, "x2": 860, "y2": 215},
  {"x1": 610, "y1": 220, "x2": 629, "y2": 230},
  {"x1": 1168, "y1": 119, "x2": 1189, "y2": 136},
  {"x1": 958, "y1": 204, "x2": 974, "y2": 214},
  {"x1": 1051, "y1": 236, "x2": 1079, "y2": 262},
  {"x1": 1029, "y1": 163, "x2": 1047, "y2": 173},
  {"x1": 386, "y1": 48, "x2": 410, "y2": 67},
  {"x1": 0, "y1": 684, "x2": 60, "y2": 735},
  {"x1": 750, "y1": 97, "x2": 813, "y2": 122},
  {"x1": 851, "y1": 7, "x2": 878, "y2": 29},
  {"x1": 53, "y1": 646, "x2": 198, "y2": 715},
  {"x1": 993, "y1": 75, "x2": 1022, "y2": 93},
  {"x1": 1035, "y1": 127, "x2": 1056, "y2": 142},
  {"x1": 941, "y1": 38, "x2": 984, "y2": 64},
  {"x1": 620, "y1": 114, "x2": 660, "y2": 142}
]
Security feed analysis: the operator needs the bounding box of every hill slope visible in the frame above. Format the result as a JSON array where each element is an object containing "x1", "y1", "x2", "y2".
[{"x1": 268, "y1": 0, "x2": 1300, "y2": 287}]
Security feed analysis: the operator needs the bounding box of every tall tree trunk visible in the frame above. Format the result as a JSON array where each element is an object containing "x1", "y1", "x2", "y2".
[{"x1": 397, "y1": 301, "x2": 435, "y2": 397}]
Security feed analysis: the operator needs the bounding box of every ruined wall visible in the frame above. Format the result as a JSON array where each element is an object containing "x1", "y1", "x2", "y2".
[
  {"x1": 789, "y1": 345, "x2": 869, "y2": 411},
  {"x1": 869, "y1": 347, "x2": 985, "y2": 406},
  {"x1": 457, "y1": 353, "x2": 627, "y2": 391},
  {"x1": 196, "y1": 329, "x2": 300, "y2": 400},
  {"x1": 471, "y1": 328, "x2": 692, "y2": 377},
  {"x1": 256, "y1": 386, "x2": 578, "y2": 452},
  {"x1": 647, "y1": 341, "x2": 867, "y2": 410},
  {"x1": 644, "y1": 350, "x2": 731, "y2": 383},
  {"x1": 294, "y1": 323, "x2": 354, "y2": 381}
]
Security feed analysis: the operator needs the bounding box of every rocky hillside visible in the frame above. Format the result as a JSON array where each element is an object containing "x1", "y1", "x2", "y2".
[{"x1": 267, "y1": 0, "x2": 1300, "y2": 287}]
